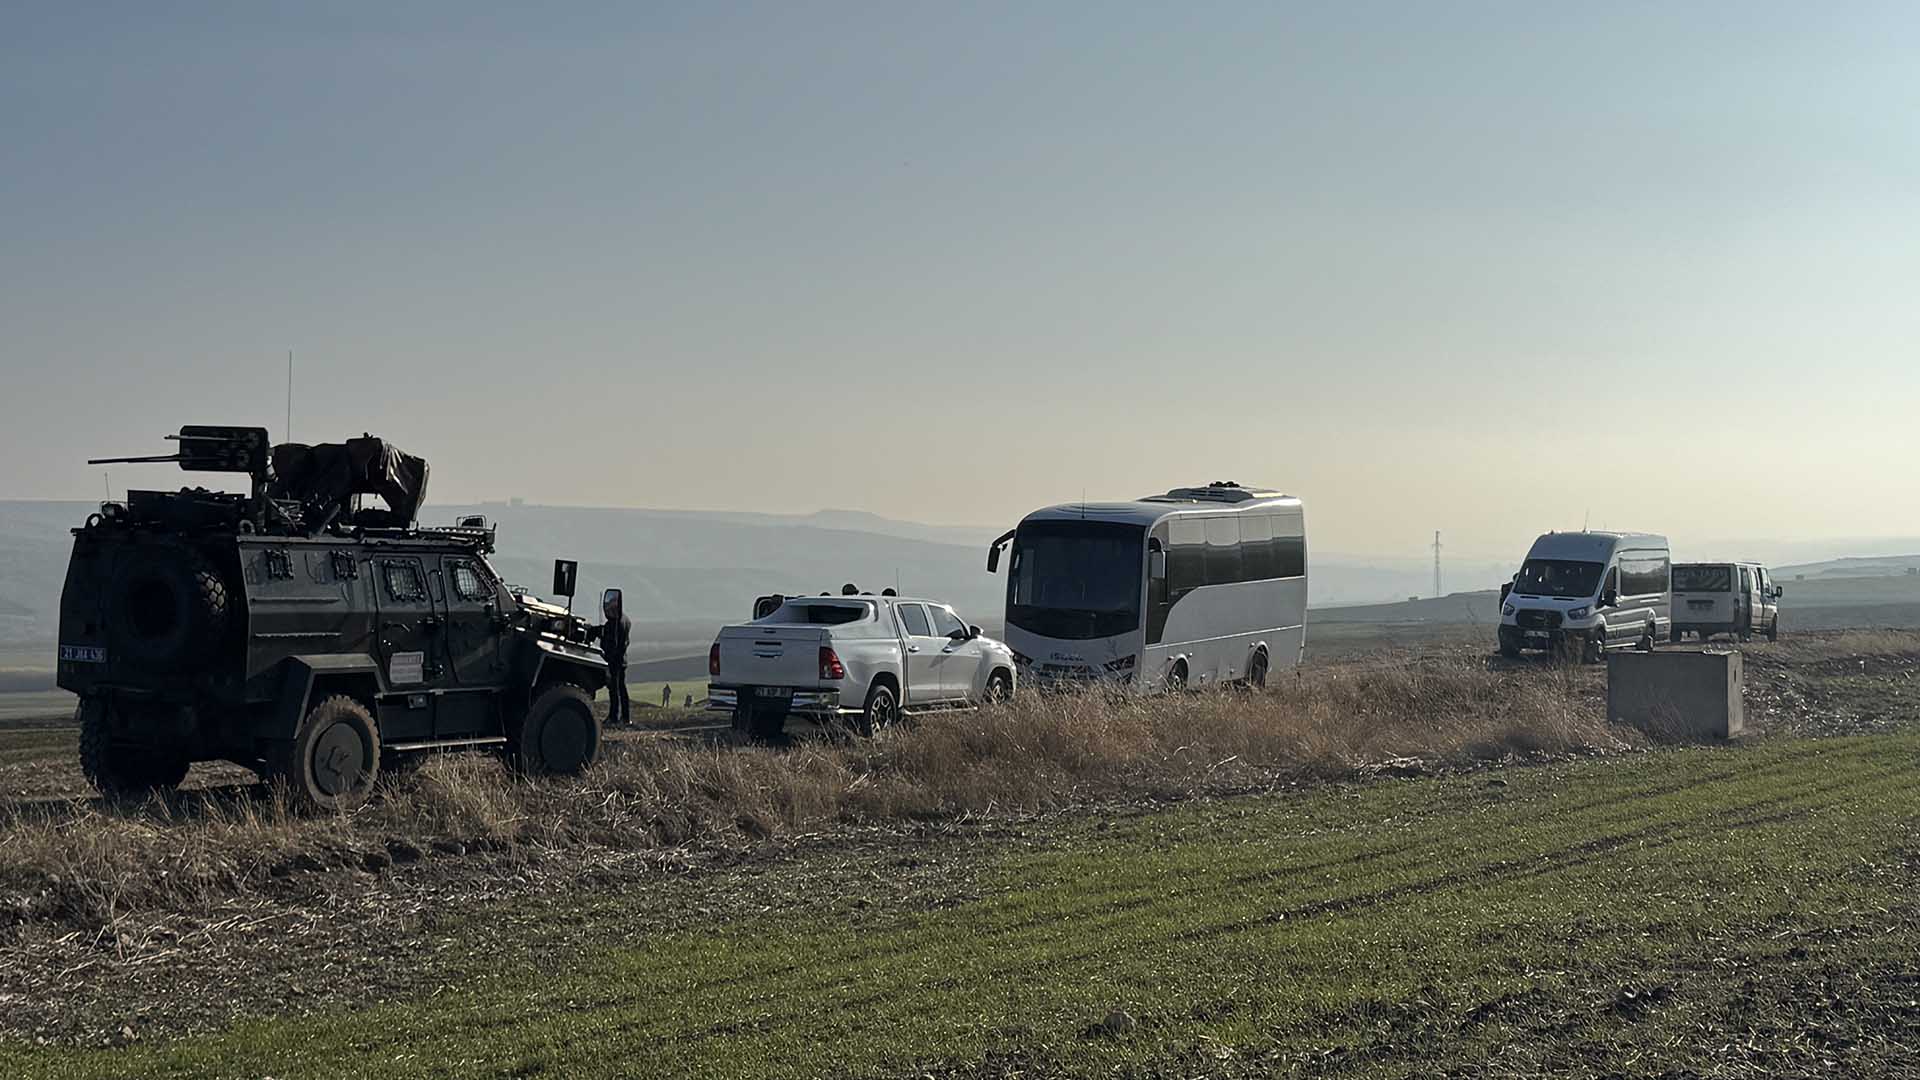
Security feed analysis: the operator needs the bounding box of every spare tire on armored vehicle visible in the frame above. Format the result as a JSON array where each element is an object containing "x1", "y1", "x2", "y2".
[{"x1": 107, "y1": 544, "x2": 230, "y2": 669}]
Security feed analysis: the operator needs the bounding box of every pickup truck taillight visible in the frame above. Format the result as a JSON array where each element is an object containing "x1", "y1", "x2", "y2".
[
  {"x1": 708, "y1": 642, "x2": 721, "y2": 677},
  {"x1": 819, "y1": 646, "x2": 846, "y2": 681}
]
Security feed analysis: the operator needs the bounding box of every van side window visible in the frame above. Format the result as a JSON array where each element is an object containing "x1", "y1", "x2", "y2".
[
  {"x1": 1740, "y1": 566, "x2": 1753, "y2": 592},
  {"x1": 1618, "y1": 553, "x2": 1669, "y2": 597}
]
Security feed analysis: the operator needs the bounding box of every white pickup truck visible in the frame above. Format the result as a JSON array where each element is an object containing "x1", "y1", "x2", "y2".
[{"x1": 707, "y1": 593, "x2": 1016, "y2": 741}]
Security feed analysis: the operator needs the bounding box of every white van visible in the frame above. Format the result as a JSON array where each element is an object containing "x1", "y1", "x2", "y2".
[
  {"x1": 1672, "y1": 562, "x2": 1782, "y2": 643},
  {"x1": 1497, "y1": 531, "x2": 1671, "y2": 662}
]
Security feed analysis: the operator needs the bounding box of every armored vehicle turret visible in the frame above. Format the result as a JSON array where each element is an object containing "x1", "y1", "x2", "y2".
[{"x1": 58, "y1": 426, "x2": 611, "y2": 807}]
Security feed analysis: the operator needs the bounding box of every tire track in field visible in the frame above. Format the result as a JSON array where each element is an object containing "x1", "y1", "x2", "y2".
[{"x1": 413, "y1": 740, "x2": 1920, "y2": 1062}]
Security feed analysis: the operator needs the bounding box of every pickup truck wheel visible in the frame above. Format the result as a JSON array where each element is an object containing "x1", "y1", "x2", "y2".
[
  {"x1": 984, "y1": 670, "x2": 1013, "y2": 704},
  {"x1": 517, "y1": 683, "x2": 601, "y2": 776},
  {"x1": 857, "y1": 684, "x2": 898, "y2": 738}
]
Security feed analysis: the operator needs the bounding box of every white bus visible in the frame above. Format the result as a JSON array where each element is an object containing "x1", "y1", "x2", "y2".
[{"x1": 986, "y1": 482, "x2": 1307, "y2": 692}]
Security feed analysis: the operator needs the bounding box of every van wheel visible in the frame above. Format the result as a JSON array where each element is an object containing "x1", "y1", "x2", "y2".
[
  {"x1": 1583, "y1": 632, "x2": 1607, "y2": 665},
  {"x1": 1165, "y1": 662, "x2": 1188, "y2": 692},
  {"x1": 517, "y1": 683, "x2": 601, "y2": 776},
  {"x1": 273, "y1": 695, "x2": 381, "y2": 810},
  {"x1": 1638, "y1": 625, "x2": 1655, "y2": 652},
  {"x1": 857, "y1": 683, "x2": 898, "y2": 738}
]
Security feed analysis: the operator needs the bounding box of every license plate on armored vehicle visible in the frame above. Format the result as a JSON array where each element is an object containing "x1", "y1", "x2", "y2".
[
  {"x1": 754, "y1": 686, "x2": 793, "y2": 700},
  {"x1": 59, "y1": 645, "x2": 107, "y2": 663}
]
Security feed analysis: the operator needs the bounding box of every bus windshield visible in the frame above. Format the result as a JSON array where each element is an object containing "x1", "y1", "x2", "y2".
[
  {"x1": 1513, "y1": 559, "x2": 1605, "y2": 599},
  {"x1": 1007, "y1": 521, "x2": 1144, "y2": 640}
]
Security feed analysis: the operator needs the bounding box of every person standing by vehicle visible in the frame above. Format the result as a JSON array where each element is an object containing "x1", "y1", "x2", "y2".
[
  {"x1": 661, "y1": 683, "x2": 672, "y2": 709},
  {"x1": 597, "y1": 589, "x2": 632, "y2": 725}
]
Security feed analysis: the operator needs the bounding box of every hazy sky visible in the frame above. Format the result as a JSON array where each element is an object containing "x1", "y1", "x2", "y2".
[{"x1": 4, "y1": 2, "x2": 1917, "y2": 560}]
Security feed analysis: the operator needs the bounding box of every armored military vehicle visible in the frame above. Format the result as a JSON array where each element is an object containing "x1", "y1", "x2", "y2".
[{"x1": 58, "y1": 426, "x2": 611, "y2": 808}]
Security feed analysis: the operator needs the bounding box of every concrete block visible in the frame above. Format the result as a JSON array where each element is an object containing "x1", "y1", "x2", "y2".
[{"x1": 1607, "y1": 649, "x2": 1744, "y2": 739}]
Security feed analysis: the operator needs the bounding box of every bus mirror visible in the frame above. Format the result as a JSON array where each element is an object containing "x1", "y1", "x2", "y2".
[
  {"x1": 986, "y1": 529, "x2": 1016, "y2": 574},
  {"x1": 1149, "y1": 550, "x2": 1168, "y2": 580}
]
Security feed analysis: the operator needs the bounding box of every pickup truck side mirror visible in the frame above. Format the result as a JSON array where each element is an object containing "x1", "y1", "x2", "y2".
[
  {"x1": 1773, "y1": 586, "x2": 1784, "y2": 598},
  {"x1": 967, "y1": 624, "x2": 982, "y2": 639},
  {"x1": 1499, "y1": 582, "x2": 1512, "y2": 603}
]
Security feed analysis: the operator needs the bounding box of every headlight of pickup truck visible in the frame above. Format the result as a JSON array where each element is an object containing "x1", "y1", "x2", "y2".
[
  {"x1": 1502, "y1": 604, "x2": 1515, "y2": 617},
  {"x1": 1567, "y1": 606, "x2": 1589, "y2": 620}
]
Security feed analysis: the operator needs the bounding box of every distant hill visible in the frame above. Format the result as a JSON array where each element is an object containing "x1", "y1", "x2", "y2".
[{"x1": 1776, "y1": 554, "x2": 1920, "y2": 580}]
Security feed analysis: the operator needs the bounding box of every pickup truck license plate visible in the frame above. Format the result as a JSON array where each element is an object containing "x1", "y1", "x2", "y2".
[{"x1": 754, "y1": 686, "x2": 792, "y2": 700}]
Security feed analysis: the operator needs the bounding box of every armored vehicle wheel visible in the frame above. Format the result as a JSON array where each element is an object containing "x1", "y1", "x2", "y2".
[
  {"x1": 274, "y1": 695, "x2": 381, "y2": 810},
  {"x1": 77, "y1": 699, "x2": 189, "y2": 801},
  {"x1": 109, "y1": 547, "x2": 228, "y2": 668},
  {"x1": 517, "y1": 683, "x2": 600, "y2": 776}
]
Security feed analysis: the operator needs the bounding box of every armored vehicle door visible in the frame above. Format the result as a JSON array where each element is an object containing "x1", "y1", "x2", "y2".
[
  {"x1": 433, "y1": 555, "x2": 507, "y2": 738},
  {"x1": 373, "y1": 556, "x2": 441, "y2": 740}
]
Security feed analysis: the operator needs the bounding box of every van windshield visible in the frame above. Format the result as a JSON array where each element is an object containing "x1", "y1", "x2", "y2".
[
  {"x1": 1514, "y1": 559, "x2": 1605, "y2": 599},
  {"x1": 1673, "y1": 565, "x2": 1733, "y2": 592}
]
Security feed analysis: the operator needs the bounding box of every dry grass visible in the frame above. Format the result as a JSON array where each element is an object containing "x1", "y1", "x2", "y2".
[
  {"x1": 1766, "y1": 628, "x2": 1920, "y2": 662},
  {"x1": 0, "y1": 654, "x2": 1628, "y2": 934}
]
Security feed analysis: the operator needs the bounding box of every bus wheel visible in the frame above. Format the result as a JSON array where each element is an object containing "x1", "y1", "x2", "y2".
[
  {"x1": 1165, "y1": 662, "x2": 1188, "y2": 693},
  {"x1": 1246, "y1": 650, "x2": 1269, "y2": 690}
]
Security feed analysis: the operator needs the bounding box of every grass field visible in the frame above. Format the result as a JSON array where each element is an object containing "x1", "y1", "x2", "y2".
[{"x1": 8, "y1": 727, "x2": 1917, "y2": 1079}]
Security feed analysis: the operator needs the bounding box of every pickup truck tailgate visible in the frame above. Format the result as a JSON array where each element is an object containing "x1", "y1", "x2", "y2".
[{"x1": 714, "y1": 624, "x2": 829, "y2": 689}]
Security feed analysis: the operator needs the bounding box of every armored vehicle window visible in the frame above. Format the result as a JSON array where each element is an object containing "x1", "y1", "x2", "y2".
[
  {"x1": 383, "y1": 561, "x2": 427, "y2": 602},
  {"x1": 448, "y1": 560, "x2": 492, "y2": 602}
]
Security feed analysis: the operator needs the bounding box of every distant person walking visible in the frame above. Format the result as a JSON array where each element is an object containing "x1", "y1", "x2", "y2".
[
  {"x1": 596, "y1": 589, "x2": 632, "y2": 726},
  {"x1": 684, "y1": 693, "x2": 693, "y2": 708},
  {"x1": 661, "y1": 684, "x2": 672, "y2": 709}
]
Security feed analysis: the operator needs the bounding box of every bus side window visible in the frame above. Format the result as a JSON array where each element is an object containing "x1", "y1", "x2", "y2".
[
  {"x1": 1167, "y1": 518, "x2": 1206, "y2": 601},
  {"x1": 1274, "y1": 513, "x2": 1306, "y2": 578},
  {"x1": 1204, "y1": 516, "x2": 1241, "y2": 585},
  {"x1": 1241, "y1": 515, "x2": 1276, "y2": 580}
]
